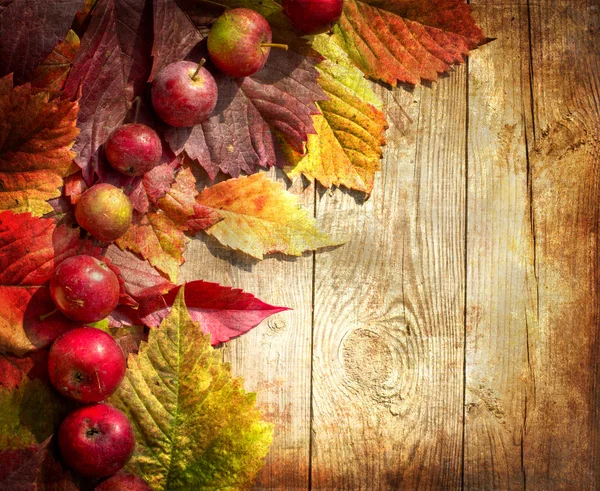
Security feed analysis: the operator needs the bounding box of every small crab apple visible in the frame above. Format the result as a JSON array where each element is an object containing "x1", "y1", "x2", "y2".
[
  {"x1": 75, "y1": 183, "x2": 132, "y2": 242},
  {"x1": 151, "y1": 60, "x2": 218, "y2": 127},
  {"x1": 105, "y1": 123, "x2": 162, "y2": 176},
  {"x1": 207, "y1": 8, "x2": 288, "y2": 78},
  {"x1": 48, "y1": 327, "x2": 126, "y2": 403},
  {"x1": 95, "y1": 472, "x2": 152, "y2": 490},
  {"x1": 58, "y1": 403, "x2": 135, "y2": 478},
  {"x1": 282, "y1": 0, "x2": 343, "y2": 34},
  {"x1": 49, "y1": 255, "x2": 120, "y2": 323}
]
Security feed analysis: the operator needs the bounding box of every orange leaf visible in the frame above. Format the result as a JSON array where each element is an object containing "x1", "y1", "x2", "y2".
[
  {"x1": 0, "y1": 75, "x2": 79, "y2": 216},
  {"x1": 197, "y1": 173, "x2": 337, "y2": 259},
  {"x1": 333, "y1": 0, "x2": 487, "y2": 86},
  {"x1": 31, "y1": 30, "x2": 80, "y2": 93}
]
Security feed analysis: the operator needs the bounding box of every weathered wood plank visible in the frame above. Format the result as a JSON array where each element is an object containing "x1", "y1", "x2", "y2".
[
  {"x1": 464, "y1": 0, "x2": 536, "y2": 488},
  {"x1": 310, "y1": 73, "x2": 467, "y2": 488},
  {"x1": 181, "y1": 175, "x2": 314, "y2": 490},
  {"x1": 524, "y1": 0, "x2": 600, "y2": 487}
]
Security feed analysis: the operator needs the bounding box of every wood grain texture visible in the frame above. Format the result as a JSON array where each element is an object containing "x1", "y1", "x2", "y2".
[
  {"x1": 310, "y1": 72, "x2": 466, "y2": 489},
  {"x1": 181, "y1": 174, "x2": 315, "y2": 490},
  {"x1": 524, "y1": 0, "x2": 600, "y2": 487},
  {"x1": 464, "y1": 0, "x2": 536, "y2": 488}
]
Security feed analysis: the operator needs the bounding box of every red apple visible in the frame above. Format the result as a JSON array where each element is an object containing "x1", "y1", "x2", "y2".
[
  {"x1": 95, "y1": 472, "x2": 152, "y2": 490},
  {"x1": 48, "y1": 327, "x2": 126, "y2": 403},
  {"x1": 25, "y1": 309, "x2": 82, "y2": 350},
  {"x1": 75, "y1": 183, "x2": 132, "y2": 243},
  {"x1": 49, "y1": 255, "x2": 120, "y2": 323},
  {"x1": 151, "y1": 61, "x2": 218, "y2": 127},
  {"x1": 208, "y1": 8, "x2": 287, "y2": 78},
  {"x1": 58, "y1": 403, "x2": 135, "y2": 478},
  {"x1": 105, "y1": 124, "x2": 162, "y2": 177},
  {"x1": 283, "y1": 0, "x2": 343, "y2": 34}
]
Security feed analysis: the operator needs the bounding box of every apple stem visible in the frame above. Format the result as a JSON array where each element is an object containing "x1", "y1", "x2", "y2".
[
  {"x1": 132, "y1": 96, "x2": 141, "y2": 124},
  {"x1": 192, "y1": 59, "x2": 206, "y2": 81},
  {"x1": 39, "y1": 309, "x2": 58, "y2": 321},
  {"x1": 261, "y1": 43, "x2": 288, "y2": 50}
]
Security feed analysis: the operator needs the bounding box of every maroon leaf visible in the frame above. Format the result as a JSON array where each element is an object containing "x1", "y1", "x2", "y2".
[
  {"x1": 0, "y1": 438, "x2": 49, "y2": 490},
  {"x1": 0, "y1": 1, "x2": 83, "y2": 85},
  {"x1": 65, "y1": 0, "x2": 129, "y2": 183},
  {"x1": 151, "y1": 0, "x2": 202, "y2": 81},
  {"x1": 166, "y1": 49, "x2": 326, "y2": 179},
  {"x1": 104, "y1": 245, "x2": 173, "y2": 298},
  {"x1": 0, "y1": 352, "x2": 48, "y2": 390},
  {"x1": 115, "y1": 0, "x2": 153, "y2": 97},
  {"x1": 139, "y1": 280, "x2": 289, "y2": 345}
]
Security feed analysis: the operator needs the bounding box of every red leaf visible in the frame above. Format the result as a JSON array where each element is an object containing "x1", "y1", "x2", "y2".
[
  {"x1": 139, "y1": 280, "x2": 289, "y2": 345},
  {"x1": 0, "y1": 1, "x2": 83, "y2": 85},
  {"x1": 142, "y1": 160, "x2": 178, "y2": 205},
  {"x1": 30, "y1": 30, "x2": 80, "y2": 93},
  {"x1": 166, "y1": 49, "x2": 326, "y2": 179},
  {"x1": 63, "y1": 171, "x2": 88, "y2": 205},
  {"x1": 333, "y1": 0, "x2": 487, "y2": 86},
  {"x1": 151, "y1": 0, "x2": 202, "y2": 81},
  {"x1": 0, "y1": 438, "x2": 50, "y2": 490},
  {"x1": 0, "y1": 352, "x2": 48, "y2": 390},
  {"x1": 186, "y1": 203, "x2": 222, "y2": 233},
  {"x1": 104, "y1": 245, "x2": 174, "y2": 298}
]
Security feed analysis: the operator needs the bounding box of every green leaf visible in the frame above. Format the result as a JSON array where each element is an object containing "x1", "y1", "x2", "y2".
[{"x1": 111, "y1": 288, "x2": 273, "y2": 490}]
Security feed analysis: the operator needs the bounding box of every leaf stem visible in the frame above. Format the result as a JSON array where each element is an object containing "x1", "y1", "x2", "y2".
[
  {"x1": 192, "y1": 59, "x2": 206, "y2": 81},
  {"x1": 261, "y1": 43, "x2": 288, "y2": 50}
]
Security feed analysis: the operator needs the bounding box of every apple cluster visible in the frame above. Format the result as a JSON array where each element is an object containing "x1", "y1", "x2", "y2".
[{"x1": 42, "y1": 255, "x2": 150, "y2": 489}]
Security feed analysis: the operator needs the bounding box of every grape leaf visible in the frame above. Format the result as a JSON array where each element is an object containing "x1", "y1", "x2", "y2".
[
  {"x1": 111, "y1": 289, "x2": 273, "y2": 490},
  {"x1": 0, "y1": 0, "x2": 83, "y2": 85},
  {"x1": 283, "y1": 35, "x2": 388, "y2": 194},
  {"x1": 0, "y1": 438, "x2": 49, "y2": 490},
  {"x1": 65, "y1": 0, "x2": 153, "y2": 182},
  {"x1": 31, "y1": 30, "x2": 80, "y2": 93},
  {"x1": 104, "y1": 245, "x2": 174, "y2": 299},
  {"x1": 137, "y1": 280, "x2": 289, "y2": 345},
  {"x1": 0, "y1": 75, "x2": 79, "y2": 216},
  {"x1": 150, "y1": 0, "x2": 202, "y2": 81},
  {"x1": 198, "y1": 172, "x2": 337, "y2": 258},
  {"x1": 332, "y1": 0, "x2": 487, "y2": 86},
  {"x1": 165, "y1": 48, "x2": 326, "y2": 180},
  {"x1": 116, "y1": 212, "x2": 187, "y2": 283}
]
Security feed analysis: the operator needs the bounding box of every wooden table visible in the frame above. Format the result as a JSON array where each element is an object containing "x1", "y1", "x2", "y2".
[{"x1": 183, "y1": 0, "x2": 600, "y2": 488}]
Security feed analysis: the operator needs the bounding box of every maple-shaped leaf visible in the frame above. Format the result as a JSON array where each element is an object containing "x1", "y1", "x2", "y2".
[
  {"x1": 166, "y1": 48, "x2": 326, "y2": 179},
  {"x1": 283, "y1": 35, "x2": 388, "y2": 194},
  {"x1": 332, "y1": 0, "x2": 487, "y2": 86},
  {"x1": 104, "y1": 245, "x2": 174, "y2": 299},
  {"x1": 0, "y1": 75, "x2": 79, "y2": 216},
  {"x1": 65, "y1": 0, "x2": 153, "y2": 182},
  {"x1": 0, "y1": 438, "x2": 49, "y2": 490},
  {"x1": 0, "y1": 379, "x2": 69, "y2": 451},
  {"x1": 116, "y1": 212, "x2": 187, "y2": 283},
  {"x1": 198, "y1": 172, "x2": 337, "y2": 258},
  {"x1": 31, "y1": 30, "x2": 80, "y2": 93},
  {"x1": 111, "y1": 289, "x2": 273, "y2": 490},
  {"x1": 137, "y1": 280, "x2": 288, "y2": 345},
  {"x1": 0, "y1": 0, "x2": 83, "y2": 85}
]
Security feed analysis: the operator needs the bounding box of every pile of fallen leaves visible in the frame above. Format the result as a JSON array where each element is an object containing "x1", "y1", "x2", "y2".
[{"x1": 0, "y1": 0, "x2": 486, "y2": 488}]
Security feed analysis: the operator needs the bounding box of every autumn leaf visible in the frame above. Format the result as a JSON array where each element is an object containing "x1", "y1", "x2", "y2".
[
  {"x1": 116, "y1": 212, "x2": 187, "y2": 283},
  {"x1": 0, "y1": 211, "x2": 95, "y2": 355},
  {"x1": 0, "y1": 352, "x2": 49, "y2": 390},
  {"x1": 0, "y1": 75, "x2": 79, "y2": 216},
  {"x1": 198, "y1": 173, "x2": 337, "y2": 258},
  {"x1": 136, "y1": 280, "x2": 288, "y2": 345},
  {"x1": 65, "y1": 0, "x2": 153, "y2": 182},
  {"x1": 0, "y1": 0, "x2": 84, "y2": 85},
  {"x1": 166, "y1": 48, "x2": 326, "y2": 180},
  {"x1": 283, "y1": 35, "x2": 388, "y2": 194},
  {"x1": 31, "y1": 30, "x2": 80, "y2": 93},
  {"x1": 0, "y1": 438, "x2": 49, "y2": 490},
  {"x1": 332, "y1": 0, "x2": 487, "y2": 86},
  {"x1": 111, "y1": 289, "x2": 273, "y2": 490}
]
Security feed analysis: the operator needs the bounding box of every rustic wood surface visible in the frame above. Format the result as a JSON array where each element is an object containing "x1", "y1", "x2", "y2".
[{"x1": 182, "y1": 0, "x2": 600, "y2": 488}]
